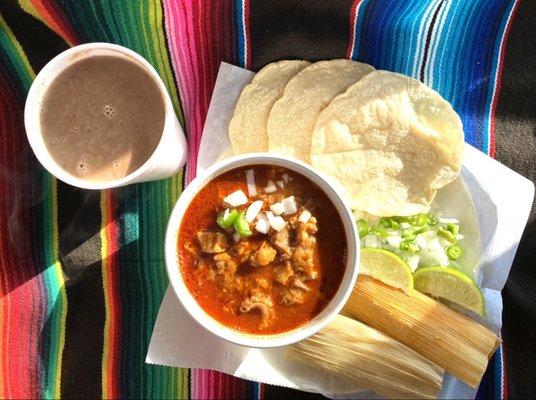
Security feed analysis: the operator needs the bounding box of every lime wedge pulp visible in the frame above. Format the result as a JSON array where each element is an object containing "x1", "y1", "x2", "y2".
[
  {"x1": 360, "y1": 248, "x2": 414, "y2": 294},
  {"x1": 413, "y1": 266, "x2": 485, "y2": 315}
]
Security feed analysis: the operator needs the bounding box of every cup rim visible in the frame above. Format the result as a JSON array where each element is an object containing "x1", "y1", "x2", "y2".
[
  {"x1": 24, "y1": 42, "x2": 175, "y2": 190},
  {"x1": 164, "y1": 153, "x2": 360, "y2": 348}
]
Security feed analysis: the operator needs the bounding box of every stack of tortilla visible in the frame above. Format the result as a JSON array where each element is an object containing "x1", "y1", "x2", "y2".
[{"x1": 228, "y1": 59, "x2": 464, "y2": 217}]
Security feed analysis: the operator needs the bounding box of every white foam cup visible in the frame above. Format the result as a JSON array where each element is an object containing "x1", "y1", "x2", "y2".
[{"x1": 25, "y1": 42, "x2": 187, "y2": 190}]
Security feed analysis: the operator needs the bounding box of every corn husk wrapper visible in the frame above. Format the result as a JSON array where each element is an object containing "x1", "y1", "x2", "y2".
[
  {"x1": 342, "y1": 276, "x2": 501, "y2": 388},
  {"x1": 286, "y1": 315, "x2": 444, "y2": 399}
]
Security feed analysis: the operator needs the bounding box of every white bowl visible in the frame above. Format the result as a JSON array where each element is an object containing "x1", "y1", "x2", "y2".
[{"x1": 165, "y1": 153, "x2": 360, "y2": 348}]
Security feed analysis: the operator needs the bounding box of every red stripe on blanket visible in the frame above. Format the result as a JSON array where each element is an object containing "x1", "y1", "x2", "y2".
[
  {"x1": 162, "y1": 1, "x2": 257, "y2": 397},
  {"x1": 0, "y1": 61, "x2": 42, "y2": 400}
]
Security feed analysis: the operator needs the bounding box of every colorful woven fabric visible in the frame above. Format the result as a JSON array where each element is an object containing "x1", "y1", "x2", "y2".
[{"x1": 0, "y1": 0, "x2": 528, "y2": 398}]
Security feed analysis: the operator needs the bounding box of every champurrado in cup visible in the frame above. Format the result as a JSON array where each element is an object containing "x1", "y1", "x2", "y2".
[
  {"x1": 177, "y1": 164, "x2": 347, "y2": 334},
  {"x1": 40, "y1": 53, "x2": 165, "y2": 182}
]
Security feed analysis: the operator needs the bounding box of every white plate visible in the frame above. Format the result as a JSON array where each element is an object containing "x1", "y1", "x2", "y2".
[{"x1": 147, "y1": 62, "x2": 534, "y2": 400}]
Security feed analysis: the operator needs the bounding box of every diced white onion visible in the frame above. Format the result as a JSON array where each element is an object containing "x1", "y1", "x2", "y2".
[
  {"x1": 281, "y1": 173, "x2": 293, "y2": 183},
  {"x1": 364, "y1": 235, "x2": 379, "y2": 248},
  {"x1": 419, "y1": 231, "x2": 436, "y2": 241},
  {"x1": 382, "y1": 244, "x2": 395, "y2": 252},
  {"x1": 386, "y1": 236, "x2": 402, "y2": 248},
  {"x1": 406, "y1": 255, "x2": 420, "y2": 271},
  {"x1": 245, "y1": 200, "x2": 264, "y2": 222},
  {"x1": 298, "y1": 209, "x2": 312, "y2": 223},
  {"x1": 223, "y1": 190, "x2": 248, "y2": 207},
  {"x1": 233, "y1": 232, "x2": 242, "y2": 243},
  {"x1": 428, "y1": 237, "x2": 445, "y2": 253},
  {"x1": 282, "y1": 196, "x2": 298, "y2": 215},
  {"x1": 276, "y1": 180, "x2": 285, "y2": 189},
  {"x1": 418, "y1": 250, "x2": 434, "y2": 267},
  {"x1": 415, "y1": 235, "x2": 428, "y2": 249},
  {"x1": 421, "y1": 238, "x2": 449, "y2": 267},
  {"x1": 271, "y1": 218, "x2": 287, "y2": 231},
  {"x1": 438, "y1": 255, "x2": 449, "y2": 267},
  {"x1": 456, "y1": 234, "x2": 465, "y2": 241},
  {"x1": 255, "y1": 213, "x2": 270, "y2": 234},
  {"x1": 263, "y1": 180, "x2": 277, "y2": 193},
  {"x1": 439, "y1": 217, "x2": 460, "y2": 224},
  {"x1": 270, "y1": 202, "x2": 285, "y2": 216},
  {"x1": 266, "y1": 211, "x2": 286, "y2": 231},
  {"x1": 245, "y1": 169, "x2": 257, "y2": 197},
  {"x1": 400, "y1": 222, "x2": 411, "y2": 229}
]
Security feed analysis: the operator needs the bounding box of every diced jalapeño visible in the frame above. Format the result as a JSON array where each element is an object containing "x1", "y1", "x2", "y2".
[
  {"x1": 217, "y1": 208, "x2": 238, "y2": 229},
  {"x1": 446, "y1": 223, "x2": 460, "y2": 236},
  {"x1": 446, "y1": 245, "x2": 462, "y2": 260},
  {"x1": 409, "y1": 213, "x2": 428, "y2": 226},
  {"x1": 438, "y1": 226, "x2": 457, "y2": 243},
  {"x1": 234, "y1": 211, "x2": 252, "y2": 237},
  {"x1": 357, "y1": 219, "x2": 370, "y2": 238},
  {"x1": 400, "y1": 241, "x2": 420, "y2": 254}
]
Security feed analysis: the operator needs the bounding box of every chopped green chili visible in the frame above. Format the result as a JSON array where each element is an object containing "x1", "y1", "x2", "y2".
[
  {"x1": 379, "y1": 217, "x2": 399, "y2": 230},
  {"x1": 438, "y1": 226, "x2": 457, "y2": 243},
  {"x1": 427, "y1": 215, "x2": 439, "y2": 226},
  {"x1": 446, "y1": 223, "x2": 460, "y2": 236},
  {"x1": 357, "y1": 219, "x2": 370, "y2": 238},
  {"x1": 409, "y1": 213, "x2": 428, "y2": 226},
  {"x1": 217, "y1": 208, "x2": 238, "y2": 229},
  {"x1": 402, "y1": 225, "x2": 427, "y2": 238},
  {"x1": 379, "y1": 218, "x2": 391, "y2": 229},
  {"x1": 233, "y1": 211, "x2": 252, "y2": 237},
  {"x1": 400, "y1": 241, "x2": 420, "y2": 254},
  {"x1": 446, "y1": 245, "x2": 462, "y2": 260},
  {"x1": 371, "y1": 226, "x2": 388, "y2": 238}
]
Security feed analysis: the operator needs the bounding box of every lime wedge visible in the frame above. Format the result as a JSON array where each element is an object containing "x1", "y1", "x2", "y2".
[
  {"x1": 413, "y1": 266, "x2": 485, "y2": 315},
  {"x1": 360, "y1": 248, "x2": 414, "y2": 294}
]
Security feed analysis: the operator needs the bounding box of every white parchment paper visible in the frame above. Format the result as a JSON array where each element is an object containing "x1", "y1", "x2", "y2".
[{"x1": 147, "y1": 62, "x2": 535, "y2": 399}]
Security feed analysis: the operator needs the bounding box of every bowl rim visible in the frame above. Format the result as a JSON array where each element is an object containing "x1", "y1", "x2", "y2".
[{"x1": 164, "y1": 153, "x2": 360, "y2": 348}]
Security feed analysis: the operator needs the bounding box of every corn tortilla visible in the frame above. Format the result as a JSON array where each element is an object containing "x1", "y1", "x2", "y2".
[
  {"x1": 229, "y1": 60, "x2": 310, "y2": 154},
  {"x1": 267, "y1": 59, "x2": 374, "y2": 162},
  {"x1": 310, "y1": 70, "x2": 464, "y2": 216}
]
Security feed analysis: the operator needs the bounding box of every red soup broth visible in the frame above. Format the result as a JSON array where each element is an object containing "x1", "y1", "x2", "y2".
[{"x1": 177, "y1": 165, "x2": 347, "y2": 335}]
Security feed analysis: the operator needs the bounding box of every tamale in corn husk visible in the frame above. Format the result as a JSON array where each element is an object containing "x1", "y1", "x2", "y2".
[
  {"x1": 286, "y1": 315, "x2": 444, "y2": 399},
  {"x1": 342, "y1": 276, "x2": 500, "y2": 388}
]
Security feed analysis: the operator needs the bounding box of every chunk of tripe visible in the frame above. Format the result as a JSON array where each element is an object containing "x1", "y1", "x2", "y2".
[
  {"x1": 250, "y1": 241, "x2": 277, "y2": 267},
  {"x1": 196, "y1": 231, "x2": 228, "y2": 253},
  {"x1": 274, "y1": 262, "x2": 293, "y2": 285}
]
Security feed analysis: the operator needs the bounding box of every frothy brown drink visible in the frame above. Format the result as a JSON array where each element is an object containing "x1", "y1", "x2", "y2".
[{"x1": 40, "y1": 54, "x2": 165, "y2": 182}]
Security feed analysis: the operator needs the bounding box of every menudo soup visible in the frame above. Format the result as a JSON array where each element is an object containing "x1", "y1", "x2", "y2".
[{"x1": 178, "y1": 165, "x2": 347, "y2": 334}]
